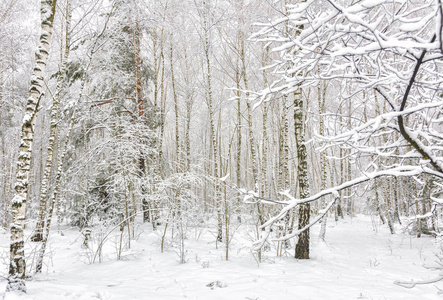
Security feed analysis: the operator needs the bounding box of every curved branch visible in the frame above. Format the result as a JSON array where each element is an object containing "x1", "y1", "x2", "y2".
[
  {"x1": 397, "y1": 34, "x2": 443, "y2": 174},
  {"x1": 395, "y1": 275, "x2": 443, "y2": 289},
  {"x1": 246, "y1": 166, "x2": 425, "y2": 239}
]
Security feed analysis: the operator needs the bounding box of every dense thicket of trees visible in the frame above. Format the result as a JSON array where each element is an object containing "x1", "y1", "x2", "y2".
[{"x1": 1, "y1": 0, "x2": 442, "y2": 293}]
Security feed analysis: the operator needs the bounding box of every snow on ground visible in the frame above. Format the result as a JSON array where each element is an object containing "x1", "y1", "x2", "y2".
[{"x1": 1, "y1": 216, "x2": 442, "y2": 300}]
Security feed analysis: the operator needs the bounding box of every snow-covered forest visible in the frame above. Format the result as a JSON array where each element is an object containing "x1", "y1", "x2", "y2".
[{"x1": 1, "y1": 0, "x2": 443, "y2": 298}]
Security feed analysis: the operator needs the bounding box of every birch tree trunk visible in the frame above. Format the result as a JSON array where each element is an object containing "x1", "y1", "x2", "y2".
[
  {"x1": 7, "y1": 0, "x2": 57, "y2": 292},
  {"x1": 235, "y1": 59, "x2": 242, "y2": 221},
  {"x1": 239, "y1": 18, "x2": 264, "y2": 227},
  {"x1": 318, "y1": 81, "x2": 328, "y2": 241},
  {"x1": 260, "y1": 46, "x2": 269, "y2": 204},
  {"x1": 277, "y1": 95, "x2": 290, "y2": 255},
  {"x1": 36, "y1": 93, "x2": 78, "y2": 273},
  {"x1": 256, "y1": 50, "x2": 269, "y2": 261},
  {"x1": 346, "y1": 96, "x2": 353, "y2": 216},
  {"x1": 153, "y1": 20, "x2": 167, "y2": 230},
  {"x1": 183, "y1": 47, "x2": 193, "y2": 172},
  {"x1": 170, "y1": 34, "x2": 180, "y2": 170},
  {"x1": 202, "y1": 0, "x2": 222, "y2": 243},
  {"x1": 294, "y1": 86, "x2": 310, "y2": 259},
  {"x1": 32, "y1": 0, "x2": 71, "y2": 242}
]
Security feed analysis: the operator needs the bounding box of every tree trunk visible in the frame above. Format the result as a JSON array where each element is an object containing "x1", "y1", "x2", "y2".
[
  {"x1": 182, "y1": 47, "x2": 193, "y2": 172},
  {"x1": 33, "y1": 0, "x2": 71, "y2": 242},
  {"x1": 235, "y1": 59, "x2": 242, "y2": 221},
  {"x1": 153, "y1": 22, "x2": 167, "y2": 230},
  {"x1": 202, "y1": 1, "x2": 222, "y2": 243},
  {"x1": 240, "y1": 19, "x2": 264, "y2": 227},
  {"x1": 36, "y1": 106, "x2": 76, "y2": 273},
  {"x1": 318, "y1": 81, "x2": 328, "y2": 241},
  {"x1": 7, "y1": 0, "x2": 57, "y2": 292},
  {"x1": 294, "y1": 86, "x2": 310, "y2": 259},
  {"x1": 170, "y1": 34, "x2": 180, "y2": 170}
]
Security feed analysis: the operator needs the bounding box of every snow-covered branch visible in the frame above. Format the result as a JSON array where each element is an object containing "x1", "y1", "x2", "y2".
[{"x1": 248, "y1": 165, "x2": 430, "y2": 250}]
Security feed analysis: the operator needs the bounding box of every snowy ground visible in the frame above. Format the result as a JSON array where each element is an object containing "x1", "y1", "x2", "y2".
[{"x1": 1, "y1": 216, "x2": 442, "y2": 300}]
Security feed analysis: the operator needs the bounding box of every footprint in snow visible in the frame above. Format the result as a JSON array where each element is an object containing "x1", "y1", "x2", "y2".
[{"x1": 206, "y1": 281, "x2": 227, "y2": 289}]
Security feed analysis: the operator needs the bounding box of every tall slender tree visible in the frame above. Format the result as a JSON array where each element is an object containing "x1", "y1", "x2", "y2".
[
  {"x1": 201, "y1": 0, "x2": 223, "y2": 243},
  {"x1": 7, "y1": 0, "x2": 57, "y2": 292},
  {"x1": 293, "y1": 86, "x2": 310, "y2": 259}
]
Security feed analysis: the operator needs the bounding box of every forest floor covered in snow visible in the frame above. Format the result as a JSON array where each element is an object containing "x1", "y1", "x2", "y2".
[{"x1": 0, "y1": 215, "x2": 442, "y2": 300}]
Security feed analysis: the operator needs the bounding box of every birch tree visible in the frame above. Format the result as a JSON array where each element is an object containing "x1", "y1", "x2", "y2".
[
  {"x1": 32, "y1": 0, "x2": 72, "y2": 243},
  {"x1": 200, "y1": 0, "x2": 223, "y2": 243},
  {"x1": 293, "y1": 85, "x2": 310, "y2": 259},
  {"x1": 7, "y1": 0, "x2": 57, "y2": 292}
]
